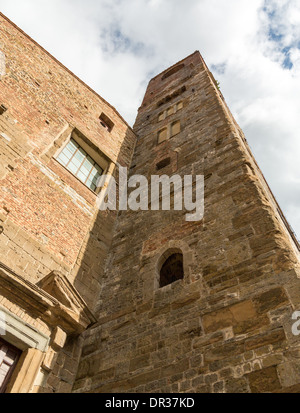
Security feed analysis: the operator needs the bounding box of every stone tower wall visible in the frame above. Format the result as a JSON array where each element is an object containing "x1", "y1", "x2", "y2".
[{"x1": 74, "y1": 52, "x2": 300, "y2": 393}]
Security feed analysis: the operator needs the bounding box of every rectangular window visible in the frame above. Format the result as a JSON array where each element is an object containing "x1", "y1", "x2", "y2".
[
  {"x1": 157, "y1": 128, "x2": 168, "y2": 144},
  {"x1": 156, "y1": 157, "x2": 171, "y2": 170},
  {"x1": 167, "y1": 107, "x2": 173, "y2": 117},
  {"x1": 176, "y1": 101, "x2": 183, "y2": 111},
  {"x1": 99, "y1": 113, "x2": 114, "y2": 132},
  {"x1": 171, "y1": 121, "x2": 181, "y2": 137},
  {"x1": 56, "y1": 138, "x2": 103, "y2": 192}
]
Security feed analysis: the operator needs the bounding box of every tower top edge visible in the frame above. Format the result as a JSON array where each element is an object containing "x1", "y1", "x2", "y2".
[{"x1": 147, "y1": 51, "x2": 204, "y2": 84}]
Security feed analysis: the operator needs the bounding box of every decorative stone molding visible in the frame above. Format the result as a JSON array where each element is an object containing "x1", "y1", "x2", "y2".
[
  {"x1": 0, "y1": 264, "x2": 97, "y2": 335},
  {"x1": 37, "y1": 271, "x2": 97, "y2": 333},
  {"x1": 0, "y1": 263, "x2": 97, "y2": 393},
  {"x1": 0, "y1": 305, "x2": 49, "y2": 352}
]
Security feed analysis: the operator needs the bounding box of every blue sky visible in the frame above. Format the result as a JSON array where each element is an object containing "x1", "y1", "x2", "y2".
[{"x1": 0, "y1": 0, "x2": 300, "y2": 241}]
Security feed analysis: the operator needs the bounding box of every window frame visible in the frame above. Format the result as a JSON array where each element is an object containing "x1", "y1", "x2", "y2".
[
  {"x1": 56, "y1": 138, "x2": 103, "y2": 192},
  {"x1": 53, "y1": 129, "x2": 110, "y2": 194}
]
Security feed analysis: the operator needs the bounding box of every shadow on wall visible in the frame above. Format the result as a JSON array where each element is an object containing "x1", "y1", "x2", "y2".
[{"x1": 43, "y1": 125, "x2": 136, "y2": 393}]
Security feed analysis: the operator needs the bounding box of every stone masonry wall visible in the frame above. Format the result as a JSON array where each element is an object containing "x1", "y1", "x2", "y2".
[{"x1": 74, "y1": 52, "x2": 300, "y2": 393}]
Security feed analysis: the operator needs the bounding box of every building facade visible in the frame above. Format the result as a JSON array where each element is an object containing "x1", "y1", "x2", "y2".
[{"x1": 1, "y1": 13, "x2": 300, "y2": 393}]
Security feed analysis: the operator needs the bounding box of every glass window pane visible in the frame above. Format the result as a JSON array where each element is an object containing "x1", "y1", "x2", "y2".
[
  {"x1": 92, "y1": 174, "x2": 100, "y2": 184},
  {"x1": 89, "y1": 167, "x2": 99, "y2": 180},
  {"x1": 56, "y1": 152, "x2": 69, "y2": 166},
  {"x1": 81, "y1": 165, "x2": 92, "y2": 177},
  {"x1": 86, "y1": 155, "x2": 94, "y2": 164},
  {"x1": 71, "y1": 157, "x2": 82, "y2": 169},
  {"x1": 66, "y1": 139, "x2": 78, "y2": 154},
  {"x1": 67, "y1": 161, "x2": 79, "y2": 175},
  {"x1": 93, "y1": 172, "x2": 102, "y2": 187},
  {"x1": 74, "y1": 148, "x2": 86, "y2": 162},
  {"x1": 83, "y1": 158, "x2": 93, "y2": 172},
  {"x1": 89, "y1": 182, "x2": 97, "y2": 191},
  {"x1": 77, "y1": 170, "x2": 88, "y2": 182},
  {"x1": 95, "y1": 164, "x2": 103, "y2": 174},
  {"x1": 87, "y1": 170, "x2": 101, "y2": 188},
  {"x1": 63, "y1": 148, "x2": 74, "y2": 161},
  {"x1": 86, "y1": 175, "x2": 92, "y2": 183}
]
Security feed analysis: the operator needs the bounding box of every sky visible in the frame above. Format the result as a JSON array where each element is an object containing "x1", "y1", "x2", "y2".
[{"x1": 0, "y1": 0, "x2": 300, "y2": 240}]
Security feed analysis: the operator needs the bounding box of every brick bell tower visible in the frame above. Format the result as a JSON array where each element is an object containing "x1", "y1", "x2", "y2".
[{"x1": 74, "y1": 51, "x2": 300, "y2": 393}]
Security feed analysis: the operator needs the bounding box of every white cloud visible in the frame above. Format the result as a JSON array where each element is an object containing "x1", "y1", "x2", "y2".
[{"x1": 0, "y1": 0, "x2": 299, "y2": 240}]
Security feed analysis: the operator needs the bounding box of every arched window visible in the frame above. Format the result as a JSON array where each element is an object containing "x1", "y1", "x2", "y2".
[{"x1": 159, "y1": 253, "x2": 184, "y2": 288}]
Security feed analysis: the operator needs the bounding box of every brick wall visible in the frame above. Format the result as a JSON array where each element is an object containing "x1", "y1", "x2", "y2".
[
  {"x1": 0, "y1": 13, "x2": 136, "y2": 393},
  {"x1": 0, "y1": 12, "x2": 136, "y2": 305}
]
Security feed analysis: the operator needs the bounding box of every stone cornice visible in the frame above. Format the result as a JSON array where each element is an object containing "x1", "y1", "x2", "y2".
[{"x1": 0, "y1": 263, "x2": 96, "y2": 334}]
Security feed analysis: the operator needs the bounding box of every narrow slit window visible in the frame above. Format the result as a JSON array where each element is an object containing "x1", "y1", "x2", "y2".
[
  {"x1": 156, "y1": 158, "x2": 171, "y2": 171},
  {"x1": 160, "y1": 253, "x2": 184, "y2": 288},
  {"x1": 56, "y1": 138, "x2": 103, "y2": 192},
  {"x1": 0, "y1": 104, "x2": 7, "y2": 115},
  {"x1": 99, "y1": 113, "x2": 114, "y2": 132}
]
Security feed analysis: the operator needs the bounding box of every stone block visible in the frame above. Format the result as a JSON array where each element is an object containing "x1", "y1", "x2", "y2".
[
  {"x1": 253, "y1": 288, "x2": 289, "y2": 314},
  {"x1": 245, "y1": 328, "x2": 286, "y2": 351},
  {"x1": 202, "y1": 300, "x2": 256, "y2": 334},
  {"x1": 247, "y1": 366, "x2": 281, "y2": 393},
  {"x1": 51, "y1": 327, "x2": 67, "y2": 350}
]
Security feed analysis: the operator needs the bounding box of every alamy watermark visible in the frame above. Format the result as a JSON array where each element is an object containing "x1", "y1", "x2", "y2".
[
  {"x1": 96, "y1": 165, "x2": 204, "y2": 222},
  {"x1": 292, "y1": 311, "x2": 300, "y2": 336}
]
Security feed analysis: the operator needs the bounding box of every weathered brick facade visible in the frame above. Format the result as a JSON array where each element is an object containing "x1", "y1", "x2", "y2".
[
  {"x1": 1, "y1": 13, "x2": 300, "y2": 393},
  {"x1": 0, "y1": 12, "x2": 135, "y2": 393}
]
